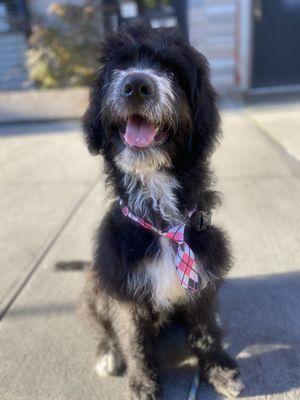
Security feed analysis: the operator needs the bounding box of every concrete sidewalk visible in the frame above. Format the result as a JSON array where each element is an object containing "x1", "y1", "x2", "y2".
[{"x1": 0, "y1": 104, "x2": 299, "y2": 400}]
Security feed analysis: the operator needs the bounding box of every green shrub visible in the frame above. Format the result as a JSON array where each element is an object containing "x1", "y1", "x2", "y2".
[{"x1": 27, "y1": 2, "x2": 103, "y2": 88}]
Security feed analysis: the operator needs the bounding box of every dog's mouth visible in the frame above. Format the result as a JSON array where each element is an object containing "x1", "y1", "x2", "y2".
[{"x1": 120, "y1": 115, "x2": 167, "y2": 149}]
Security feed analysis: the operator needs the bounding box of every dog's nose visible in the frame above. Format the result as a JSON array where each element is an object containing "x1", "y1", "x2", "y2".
[{"x1": 121, "y1": 73, "x2": 156, "y2": 101}]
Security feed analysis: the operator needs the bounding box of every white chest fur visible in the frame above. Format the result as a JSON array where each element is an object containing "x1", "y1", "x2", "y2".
[
  {"x1": 123, "y1": 169, "x2": 187, "y2": 308},
  {"x1": 146, "y1": 237, "x2": 186, "y2": 309},
  {"x1": 123, "y1": 170, "x2": 183, "y2": 225}
]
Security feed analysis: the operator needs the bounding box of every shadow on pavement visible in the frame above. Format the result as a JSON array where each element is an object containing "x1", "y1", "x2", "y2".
[
  {"x1": 5, "y1": 303, "x2": 75, "y2": 318},
  {"x1": 4, "y1": 270, "x2": 300, "y2": 399},
  {"x1": 220, "y1": 271, "x2": 300, "y2": 398},
  {"x1": 159, "y1": 270, "x2": 300, "y2": 399},
  {"x1": 0, "y1": 120, "x2": 79, "y2": 137}
]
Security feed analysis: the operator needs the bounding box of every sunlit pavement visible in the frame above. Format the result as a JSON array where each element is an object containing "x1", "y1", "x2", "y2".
[{"x1": 0, "y1": 102, "x2": 299, "y2": 400}]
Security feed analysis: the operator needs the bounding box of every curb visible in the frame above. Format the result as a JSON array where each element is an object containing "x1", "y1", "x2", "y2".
[{"x1": 0, "y1": 87, "x2": 89, "y2": 123}]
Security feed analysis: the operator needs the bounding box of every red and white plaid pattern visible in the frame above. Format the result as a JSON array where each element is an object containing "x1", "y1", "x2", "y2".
[{"x1": 120, "y1": 201, "x2": 201, "y2": 292}]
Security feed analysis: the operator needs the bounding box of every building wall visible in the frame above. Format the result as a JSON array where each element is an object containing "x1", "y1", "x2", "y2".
[
  {"x1": 189, "y1": 0, "x2": 241, "y2": 93},
  {"x1": 2, "y1": 0, "x2": 251, "y2": 92}
]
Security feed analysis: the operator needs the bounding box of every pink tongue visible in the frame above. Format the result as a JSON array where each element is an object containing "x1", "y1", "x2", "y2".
[{"x1": 124, "y1": 116, "x2": 156, "y2": 148}]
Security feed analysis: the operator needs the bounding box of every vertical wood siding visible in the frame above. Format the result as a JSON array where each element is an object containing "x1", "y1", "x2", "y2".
[
  {"x1": 0, "y1": 33, "x2": 28, "y2": 90},
  {"x1": 189, "y1": 0, "x2": 239, "y2": 92}
]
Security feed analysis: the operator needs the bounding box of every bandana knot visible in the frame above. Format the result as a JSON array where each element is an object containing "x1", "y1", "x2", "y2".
[{"x1": 120, "y1": 201, "x2": 203, "y2": 292}]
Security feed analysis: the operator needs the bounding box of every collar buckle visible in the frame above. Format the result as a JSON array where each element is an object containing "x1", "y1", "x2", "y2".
[{"x1": 191, "y1": 210, "x2": 212, "y2": 231}]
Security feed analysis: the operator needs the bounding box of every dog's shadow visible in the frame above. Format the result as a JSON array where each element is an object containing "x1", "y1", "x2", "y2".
[
  {"x1": 55, "y1": 263, "x2": 300, "y2": 398},
  {"x1": 157, "y1": 271, "x2": 300, "y2": 399}
]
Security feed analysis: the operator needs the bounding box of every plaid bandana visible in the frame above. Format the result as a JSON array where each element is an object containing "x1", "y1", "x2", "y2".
[{"x1": 120, "y1": 201, "x2": 202, "y2": 292}]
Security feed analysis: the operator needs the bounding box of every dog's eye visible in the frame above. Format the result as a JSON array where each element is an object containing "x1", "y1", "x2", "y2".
[{"x1": 166, "y1": 71, "x2": 175, "y2": 80}]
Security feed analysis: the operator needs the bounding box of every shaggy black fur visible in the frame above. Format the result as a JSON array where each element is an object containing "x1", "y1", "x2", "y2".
[{"x1": 82, "y1": 24, "x2": 244, "y2": 399}]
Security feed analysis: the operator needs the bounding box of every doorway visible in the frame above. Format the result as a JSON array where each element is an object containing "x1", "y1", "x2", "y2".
[{"x1": 252, "y1": 0, "x2": 300, "y2": 88}]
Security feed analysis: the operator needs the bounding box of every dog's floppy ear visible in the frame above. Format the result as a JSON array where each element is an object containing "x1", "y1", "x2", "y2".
[
  {"x1": 190, "y1": 50, "x2": 220, "y2": 157},
  {"x1": 82, "y1": 73, "x2": 105, "y2": 155}
]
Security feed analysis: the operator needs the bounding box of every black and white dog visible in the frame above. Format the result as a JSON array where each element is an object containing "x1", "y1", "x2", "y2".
[{"x1": 82, "y1": 24, "x2": 244, "y2": 399}]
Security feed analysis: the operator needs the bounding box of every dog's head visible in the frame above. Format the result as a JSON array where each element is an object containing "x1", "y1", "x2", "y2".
[{"x1": 83, "y1": 24, "x2": 220, "y2": 175}]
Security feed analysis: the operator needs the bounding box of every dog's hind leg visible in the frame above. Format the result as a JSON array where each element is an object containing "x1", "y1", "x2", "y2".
[{"x1": 182, "y1": 294, "x2": 245, "y2": 398}]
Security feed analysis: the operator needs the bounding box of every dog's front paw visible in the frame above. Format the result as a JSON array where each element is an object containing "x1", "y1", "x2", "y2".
[
  {"x1": 129, "y1": 376, "x2": 158, "y2": 400},
  {"x1": 207, "y1": 365, "x2": 244, "y2": 398},
  {"x1": 201, "y1": 352, "x2": 244, "y2": 398},
  {"x1": 95, "y1": 349, "x2": 125, "y2": 377}
]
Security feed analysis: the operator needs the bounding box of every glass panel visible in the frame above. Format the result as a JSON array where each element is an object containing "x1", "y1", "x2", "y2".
[
  {"x1": 102, "y1": 0, "x2": 188, "y2": 38},
  {"x1": 119, "y1": 0, "x2": 177, "y2": 29},
  {"x1": 282, "y1": 0, "x2": 300, "y2": 10}
]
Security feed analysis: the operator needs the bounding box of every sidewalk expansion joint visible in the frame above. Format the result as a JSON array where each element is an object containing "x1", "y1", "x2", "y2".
[
  {"x1": 246, "y1": 111, "x2": 300, "y2": 176},
  {"x1": 0, "y1": 176, "x2": 99, "y2": 321}
]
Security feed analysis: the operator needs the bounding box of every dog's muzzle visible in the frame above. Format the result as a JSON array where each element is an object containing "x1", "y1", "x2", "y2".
[{"x1": 121, "y1": 73, "x2": 157, "y2": 103}]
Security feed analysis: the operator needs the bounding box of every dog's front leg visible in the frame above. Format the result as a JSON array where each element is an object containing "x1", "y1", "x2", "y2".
[
  {"x1": 116, "y1": 305, "x2": 158, "y2": 400},
  {"x1": 185, "y1": 294, "x2": 244, "y2": 398}
]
